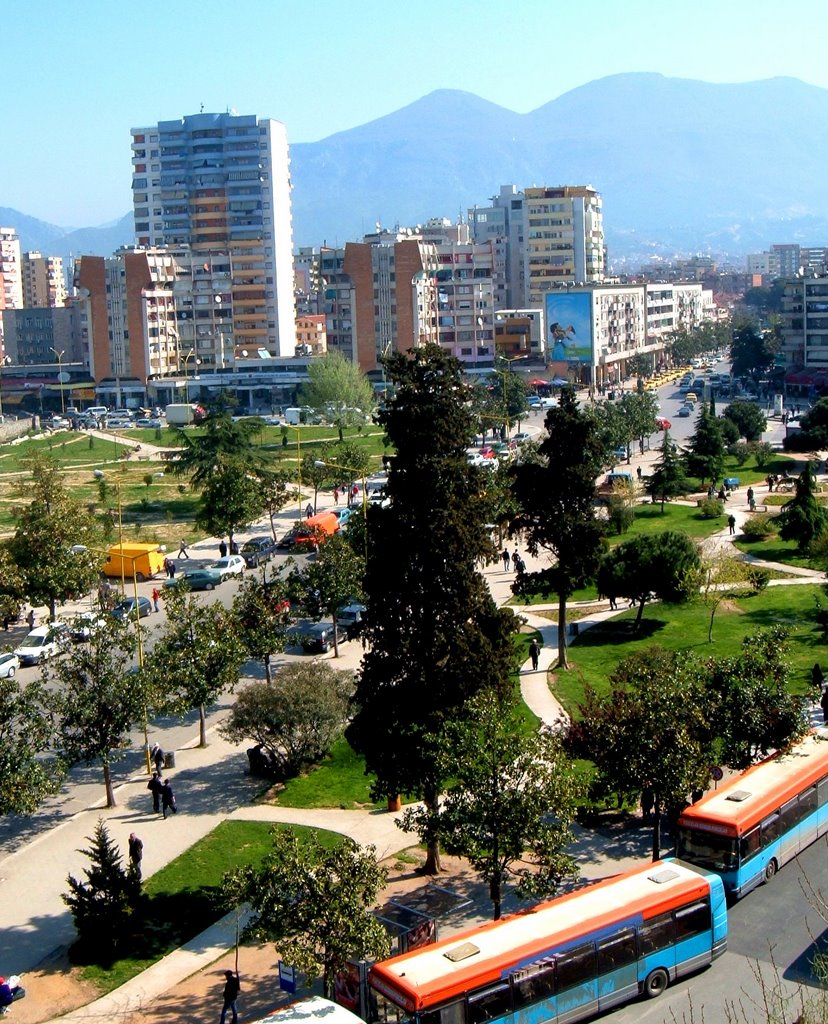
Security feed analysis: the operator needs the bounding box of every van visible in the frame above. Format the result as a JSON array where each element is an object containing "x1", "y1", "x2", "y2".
[
  {"x1": 103, "y1": 543, "x2": 166, "y2": 582},
  {"x1": 277, "y1": 511, "x2": 340, "y2": 550}
]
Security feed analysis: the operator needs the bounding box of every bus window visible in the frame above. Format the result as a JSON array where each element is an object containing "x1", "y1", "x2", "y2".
[
  {"x1": 420, "y1": 1001, "x2": 465, "y2": 1024},
  {"x1": 801, "y1": 786, "x2": 818, "y2": 819},
  {"x1": 596, "y1": 929, "x2": 637, "y2": 974},
  {"x1": 511, "y1": 960, "x2": 555, "y2": 1009},
  {"x1": 818, "y1": 776, "x2": 828, "y2": 808},
  {"x1": 555, "y1": 943, "x2": 596, "y2": 991},
  {"x1": 677, "y1": 827, "x2": 737, "y2": 871},
  {"x1": 673, "y1": 899, "x2": 710, "y2": 942},
  {"x1": 639, "y1": 912, "x2": 674, "y2": 955},
  {"x1": 761, "y1": 812, "x2": 780, "y2": 846},
  {"x1": 467, "y1": 983, "x2": 511, "y2": 1024},
  {"x1": 780, "y1": 797, "x2": 802, "y2": 832},
  {"x1": 739, "y1": 827, "x2": 761, "y2": 862},
  {"x1": 375, "y1": 993, "x2": 416, "y2": 1024}
]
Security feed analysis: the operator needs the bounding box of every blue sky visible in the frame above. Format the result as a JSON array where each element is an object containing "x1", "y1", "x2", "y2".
[{"x1": 4, "y1": 0, "x2": 826, "y2": 226}]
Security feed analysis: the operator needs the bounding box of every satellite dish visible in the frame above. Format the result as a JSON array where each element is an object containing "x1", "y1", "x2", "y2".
[{"x1": 57, "y1": 372, "x2": 70, "y2": 383}]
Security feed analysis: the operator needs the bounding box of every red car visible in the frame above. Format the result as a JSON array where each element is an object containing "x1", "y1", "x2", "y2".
[{"x1": 656, "y1": 417, "x2": 672, "y2": 430}]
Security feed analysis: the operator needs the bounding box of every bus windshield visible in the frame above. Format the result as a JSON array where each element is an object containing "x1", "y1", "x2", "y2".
[{"x1": 677, "y1": 827, "x2": 737, "y2": 871}]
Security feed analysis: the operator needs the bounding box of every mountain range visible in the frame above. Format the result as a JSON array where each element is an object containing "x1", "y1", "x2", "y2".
[{"x1": 5, "y1": 73, "x2": 828, "y2": 266}]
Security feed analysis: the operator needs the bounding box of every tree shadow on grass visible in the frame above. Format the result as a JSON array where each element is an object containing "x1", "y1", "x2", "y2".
[{"x1": 573, "y1": 616, "x2": 667, "y2": 648}]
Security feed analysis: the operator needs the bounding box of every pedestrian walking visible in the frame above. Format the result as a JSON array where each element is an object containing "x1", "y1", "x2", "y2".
[
  {"x1": 128, "y1": 832, "x2": 143, "y2": 880},
  {"x1": 178, "y1": 539, "x2": 190, "y2": 559},
  {"x1": 812, "y1": 663, "x2": 825, "y2": 699},
  {"x1": 608, "y1": 593, "x2": 618, "y2": 610},
  {"x1": 218, "y1": 970, "x2": 241, "y2": 1024},
  {"x1": 26, "y1": 609, "x2": 35, "y2": 629},
  {"x1": 636, "y1": 465, "x2": 642, "y2": 480},
  {"x1": 333, "y1": 486, "x2": 340, "y2": 506},
  {"x1": 305, "y1": 503, "x2": 314, "y2": 519},
  {"x1": 515, "y1": 555, "x2": 526, "y2": 576},
  {"x1": 528, "y1": 638, "x2": 540, "y2": 671},
  {"x1": 747, "y1": 486, "x2": 755, "y2": 512},
  {"x1": 150, "y1": 743, "x2": 165, "y2": 774},
  {"x1": 511, "y1": 549, "x2": 520, "y2": 571},
  {"x1": 820, "y1": 683, "x2": 828, "y2": 725},
  {"x1": 501, "y1": 548, "x2": 510, "y2": 572},
  {"x1": 161, "y1": 778, "x2": 177, "y2": 818},
  {"x1": 147, "y1": 771, "x2": 163, "y2": 814},
  {"x1": 766, "y1": 473, "x2": 775, "y2": 493},
  {"x1": 727, "y1": 514, "x2": 736, "y2": 535},
  {"x1": 641, "y1": 786, "x2": 655, "y2": 822},
  {"x1": 151, "y1": 587, "x2": 161, "y2": 613},
  {"x1": 168, "y1": 559, "x2": 176, "y2": 579},
  {"x1": 219, "y1": 539, "x2": 228, "y2": 559}
]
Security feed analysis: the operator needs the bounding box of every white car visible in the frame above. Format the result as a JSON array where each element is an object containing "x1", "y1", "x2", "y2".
[
  {"x1": 513, "y1": 432, "x2": 533, "y2": 444},
  {"x1": 69, "y1": 611, "x2": 107, "y2": 642},
  {"x1": 0, "y1": 652, "x2": 20, "y2": 678},
  {"x1": 209, "y1": 555, "x2": 246, "y2": 580},
  {"x1": 15, "y1": 624, "x2": 70, "y2": 666}
]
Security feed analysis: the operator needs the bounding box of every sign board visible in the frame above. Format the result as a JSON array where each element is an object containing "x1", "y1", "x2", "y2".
[{"x1": 278, "y1": 961, "x2": 296, "y2": 993}]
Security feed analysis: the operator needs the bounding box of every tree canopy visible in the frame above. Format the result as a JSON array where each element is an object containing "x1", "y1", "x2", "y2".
[
  {"x1": 685, "y1": 407, "x2": 726, "y2": 485},
  {"x1": 510, "y1": 387, "x2": 607, "y2": 667},
  {"x1": 300, "y1": 351, "x2": 376, "y2": 442},
  {"x1": 730, "y1": 317, "x2": 779, "y2": 381},
  {"x1": 347, "y1": 345, "x2": 517, "y2": 872},
  {"x1": 647, "y1": 430, "x2": 690, "y2": 512},
  {"x1": 723, "y1": 400, "x2": 768, "y2": 442},
  {"x1": 776, "y1": 464, "x2": 828, "y2": 551},
  {"x1": 169, "y1": 398, "x2": 267, "y2": 486},
  {"x1": 0, "y1": 674, "x2": 62, "y2": 816},
  {"x1": 291, "y1": 533, "x2": 364, "y2": 656}
]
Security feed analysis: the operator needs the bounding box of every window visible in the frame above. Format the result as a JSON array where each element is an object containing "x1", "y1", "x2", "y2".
[
  {"x1": 740, "y1": 827, "x2": 761, "y2": 861},
  {"x1": 639, "y1": 912, "x2": 674, "y2": 955},
  {"x1": 419, "y1": 1001, "x2": 465, "y2": 1024},
  {"x1": 780, "y1": 797, "x2": 802, "y2": 832},
  {"x1": 512, "y1": 960, "x2": 555, "y2": 1008},
  {"x1": 596, "y1": 929, "x2": 637, "y2": 974},
  {"x1": 674, "y1": 899, "x2": 710, "y2": 942},
  {"x1": 467, "y1": 983, "x2": 511, "y2": 1024},
  {"x1": 801, "y1": 786, "x2": 818, "y2": 819},
  {"x1": 761, "y1": 812, "x2": 780, "y2": 846},
  {"x1": 555, "y1": 943, "x2": 595, "y2": 991}
]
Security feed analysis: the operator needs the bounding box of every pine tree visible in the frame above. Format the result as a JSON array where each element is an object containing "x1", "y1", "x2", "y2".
[
  {"x1": 347, "y1": 346, "x2": 517, "y2": 873},
  {"x1": 63, "y1": 820, "x2": 140, "y2": 956},
  {"x1": 777, "y1": 464, "x2": 828, "y2": 551},
  {"x1": 685, "y1": 407, "x2": 726, "y2": 486},
  {"x1": 647, "y1": 430, "x2": 690, "y2": 512}
]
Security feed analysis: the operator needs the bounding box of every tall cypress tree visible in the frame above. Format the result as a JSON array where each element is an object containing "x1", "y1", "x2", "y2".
[
  {"x1": 686, "y1": 407, "x2": 726, "y2": 486},
  {"x1": 510, "y1": 387, "x2": 606, "y2": 669},
  {"x1": 647, "y1": 430, "x2": 690, "y2": 512},
  {"x1": 347, "y1": 346, "x2": 517, "y2": 873}
]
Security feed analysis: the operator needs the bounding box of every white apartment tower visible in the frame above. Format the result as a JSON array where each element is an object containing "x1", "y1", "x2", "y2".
[
  {"x1": 21, "y1": 251, "x2": 67, "y2": 308},
  {"x1": 130, "y1": 111, "x2": 296, "y2": 359},
  {"x1": 523, "y1": 186, "x2": 604, "y2": 304},
  {"x1": 0, "y1": 228, "x2": 23, "y2": 311}
]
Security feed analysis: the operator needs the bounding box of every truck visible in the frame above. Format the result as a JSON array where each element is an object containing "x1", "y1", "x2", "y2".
[
  {"x1": 103, "y1": 543, "x2": 166, "y2": 582},
  {"x1": 165, "y1": 403, "x2": 197, "y2": 426},
  {"x1": 284, "y1": 407, "x2": 303, "y2": 425}
]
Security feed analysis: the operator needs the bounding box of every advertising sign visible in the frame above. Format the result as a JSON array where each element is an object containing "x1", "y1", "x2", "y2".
[{"x1": 545, "y1": 292, "x2": 593, "y2": 364}]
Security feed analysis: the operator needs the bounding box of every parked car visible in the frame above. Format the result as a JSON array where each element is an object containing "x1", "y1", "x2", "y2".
[
  {"x1": 111, "y1": 596, "x2": 153, "y2": 621},
  {"x1": 69, "y1": 611, "x2": 107, "y2": 642},
  {"x1": 677, "y1": 406, "x2": 692, "y2": 417},
  {"x1": 331, "y1": 507, "x2": 355, "y2": 526},
  {"x1": 241, "y1": 537, "x2": 276, "y2": 568},
  {"x1": 337, "y1": 602, "x2": 366, "y2": 638},
  {"x1": 0, "y1": 652, "x2": 20, "y2": 678},
  {"x1": 287, "y1": 619, "x2": 347, "y2": 653},
  {"x1": 513, "y1": 432, "x2": 533, "y2": 444},
  {"x1": 209, "y1": 554, "x2": 246, "y2": 580},
  {"x1": 527, "y1": 396, "x2": 542, "y2": 408},
  {"x1": 164, "y1": 568, "x2": 224, "y2": 591},
  {"x1": 106, "y1": 418, "x2": 132, "y2": 429},
  {"x1": 135, "y1": 417, "x2": 162, "y2": 428},
  {"x1": 15, "y1": 624, "x2": 70, "y2": 665}
]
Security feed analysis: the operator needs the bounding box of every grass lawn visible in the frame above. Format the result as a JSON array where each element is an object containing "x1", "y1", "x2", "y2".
[
  {"x1": 733, "y1": 534, "x2": 817, "y2": 570},
  {"x1": 686, "y1": 451, "x2": 800, "y2": 489},
  {"x1": 554, "y1": 584, "x2": 826, "y2": 716},
  {"x1": 79, "y1": 821, "x2": 339, "y2": 992},
  {"x1": 0, "y1": 430, "x2": 133, "y2": 473}
]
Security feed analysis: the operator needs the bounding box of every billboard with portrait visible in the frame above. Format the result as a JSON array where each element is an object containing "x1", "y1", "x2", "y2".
[{"x1": 545, "y1": 292, "x2": 594, "y2": 364}]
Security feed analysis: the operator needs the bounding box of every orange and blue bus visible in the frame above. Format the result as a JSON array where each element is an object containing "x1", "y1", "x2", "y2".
[
  {"x1": 368, "y1": 860, "x2": 726, "y2": 1024},
  {"x1": 677, "y1": 729, "x2": 828, "y2": 898}
]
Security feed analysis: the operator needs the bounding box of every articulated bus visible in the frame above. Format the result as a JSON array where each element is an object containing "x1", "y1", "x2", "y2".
[
  {"x1": 368, "y1": 860, "x2": 726, "y2": 1024},
  {"x1": 677, "y1": 728, "x2": 828, "y2": 898}
]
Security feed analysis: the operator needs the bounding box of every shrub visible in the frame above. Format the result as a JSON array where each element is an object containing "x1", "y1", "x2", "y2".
[
  {"x1": 697, "y1": 498, "x2": 724, "y2": 519},
  {"x1": 730, "y1": 442, "x2": 751, "y2": 466},
  {"x1": 740, "y1": 512, "x2": 776, "y2": 540},
  {"x1": 751, "y1": 441, "x2": 774, "y2": 469},
  {"x1": 746, "y1": 567, "x2": 771, "y2": 593}
]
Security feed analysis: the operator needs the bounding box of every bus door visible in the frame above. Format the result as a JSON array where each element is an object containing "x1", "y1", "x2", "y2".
[
  {"x1": 595, "y1": 928, "x2": 638, "y2": 1012},
  {"x1": 672, "y1": 899, "x2": 714, "y2": 977},
  {"x1": 553, "y1": 943, "x2": 598, "y2": 1024}
]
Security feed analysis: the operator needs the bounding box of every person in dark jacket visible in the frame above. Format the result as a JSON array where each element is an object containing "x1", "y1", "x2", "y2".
[{"x1": 219, "y1": 970, "x2": 241, "y2": 1024}]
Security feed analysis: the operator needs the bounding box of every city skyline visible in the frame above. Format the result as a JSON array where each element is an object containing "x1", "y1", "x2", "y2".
[{"x1": 4, "y1": 0, "x2": 827, "y2": 227}]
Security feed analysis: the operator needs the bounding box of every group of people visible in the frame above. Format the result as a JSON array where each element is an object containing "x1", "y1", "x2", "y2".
[
  {"x1": 147, "y1": 744, "x2": 177, "y2": 818},
  {"x1": 217, "y1": 539, "x2": 239, "y2": 558},
  {"x1": 501, "y1": 548, "x2": 526, "y2": 575},
  {"x1": 766, "y1": 471, "x2": 791, "y2": 492}
]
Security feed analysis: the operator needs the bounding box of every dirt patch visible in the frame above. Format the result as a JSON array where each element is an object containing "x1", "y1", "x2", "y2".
[{"x1": 17, "y1": 849, "x2": 485, "y2": 1024}]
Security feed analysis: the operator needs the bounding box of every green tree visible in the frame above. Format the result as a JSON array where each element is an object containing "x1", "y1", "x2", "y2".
[
  {"x1": 300, "y1": 351, "x2": 376, "y2": 442},
  {"x1": 647, "y1": 430, "x2": 690, "y2": 512},
  {"x1": 329, "y1": 440, "x2": 373, "y2": 505},
  {"x1": 257, "y1": 469, "x2": 297, "y2": 541},
  {"x1": 619, "y1": 390, "x2": 659, "y2": 453},
  {"x1": 219, "y1": 663, "x2": 354, "y2": 778},
  {"x1": 225, "y1": 829, "x2": 390, "y2": 997},
  {"x1": 570, "y1": 648, "x2": 716, "y2": 860},
  {"x1": 348, "y1": 345, "x2": 517, "y2": 873},
  {"x1": 300, "y1": 449, "x2": 334, "y2": 514},
  {"x1": 685, "y1": 407, "x2": 726, "y2": 485},
  {"x1": 232, "y1": 575, "x2": 290, "y2": 684},
  {"x1": 785, "y1": 398, "x2": 828, "y2": 452},
  {"x1": 730, "y1": 317, "x2": 778, "y2": 382},
  {"x1": 195, "y1": 462, "x2": 264, "y2": 550},
  {"x1": 723, "y1": 400, "x2": 768, "y2": 441},
  {"x1": 402, "y1": 690, "x2": 583, "y2": 920},
  {"x1": 146, "y1": 587, "x2": 247, "y2": 747},
  {"x1": 626, "y1": 353, "x2": 651, "y2": 379},
  {"x1": 482, "y1": 366, "x2": 530, "y2": 434},
  {"x1": 170, "y1": 398, "x2": 267, "y2": 486},
  {"x1": 596, "y1": 531, "x2": 701, "y2": 631},
  {"x1": 291, "y1": 534, "x2": 364, "y2": 657},
  {"x1": 52, "y1": 620, "x2": 142, "y2": 807},
  {"x1": 0, "y1": 674, "x2": 62, "y2": 815},
  {"x1": 776, "y1": 464, "x2": 828, "y2": 551},
  {"x1": 0, "y1": 544, "x2": 26, "y2": 623},
  {"x1": 63, "y1": 820, "x2": 140, "y2": 958},
  {"x1": 698, "y1": 549, "x2": 753, "y2": 643},
  {"x1": 8, "y1": 456, "x2": 102, "y2": 621},
  {"x1": 510, "y1": 387, "x2": 607, "y2": 668}
]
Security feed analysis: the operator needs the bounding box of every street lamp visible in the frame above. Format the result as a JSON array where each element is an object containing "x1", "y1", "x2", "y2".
[
  {"x1": 51, "y1": 347, "x2": 65, "y2": 416},
  {"x1": 182, "y1": 349, "x2": 201, "y2": 400}
]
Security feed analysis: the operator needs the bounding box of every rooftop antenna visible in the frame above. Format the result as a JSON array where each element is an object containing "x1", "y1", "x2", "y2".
[{"x1": 200, "y1": 103, "x2": 204, "y2": 113}]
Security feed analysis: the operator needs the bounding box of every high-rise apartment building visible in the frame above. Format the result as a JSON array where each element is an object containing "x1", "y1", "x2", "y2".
[
  {"x1": 0, "y1": 228, "x2": 23, "y2": 312},
  {"x1": 130, "y1": 111, "x2": 296, "y2": 358},
  {"x1": 469, "y1": 185, "x2": 525, "y2": 308},
  {"x1": 21, "y1": 251, "x2": 66, "y2": 308}
]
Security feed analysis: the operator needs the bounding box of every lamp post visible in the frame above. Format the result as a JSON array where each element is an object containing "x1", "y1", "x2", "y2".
[
  {"x1": 50, "y1": 347, "x2": 65, "y2": 416},
  {"x1": 182, "y1": 349, "x2": 200, "y2": 401}
]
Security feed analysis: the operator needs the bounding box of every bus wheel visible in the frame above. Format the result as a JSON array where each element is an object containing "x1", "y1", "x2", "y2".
[
  {"x1": 643, "y1": 968, "x2": 669, "y2": 998},
  {"x1": 764, "y1": 859, "x2": 778, "y2": 882}
]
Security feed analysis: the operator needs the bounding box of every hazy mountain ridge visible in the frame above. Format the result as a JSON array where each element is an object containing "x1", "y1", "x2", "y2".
[{"x1": 5, "y1": 73, "x2": 828, "y2": 263}]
